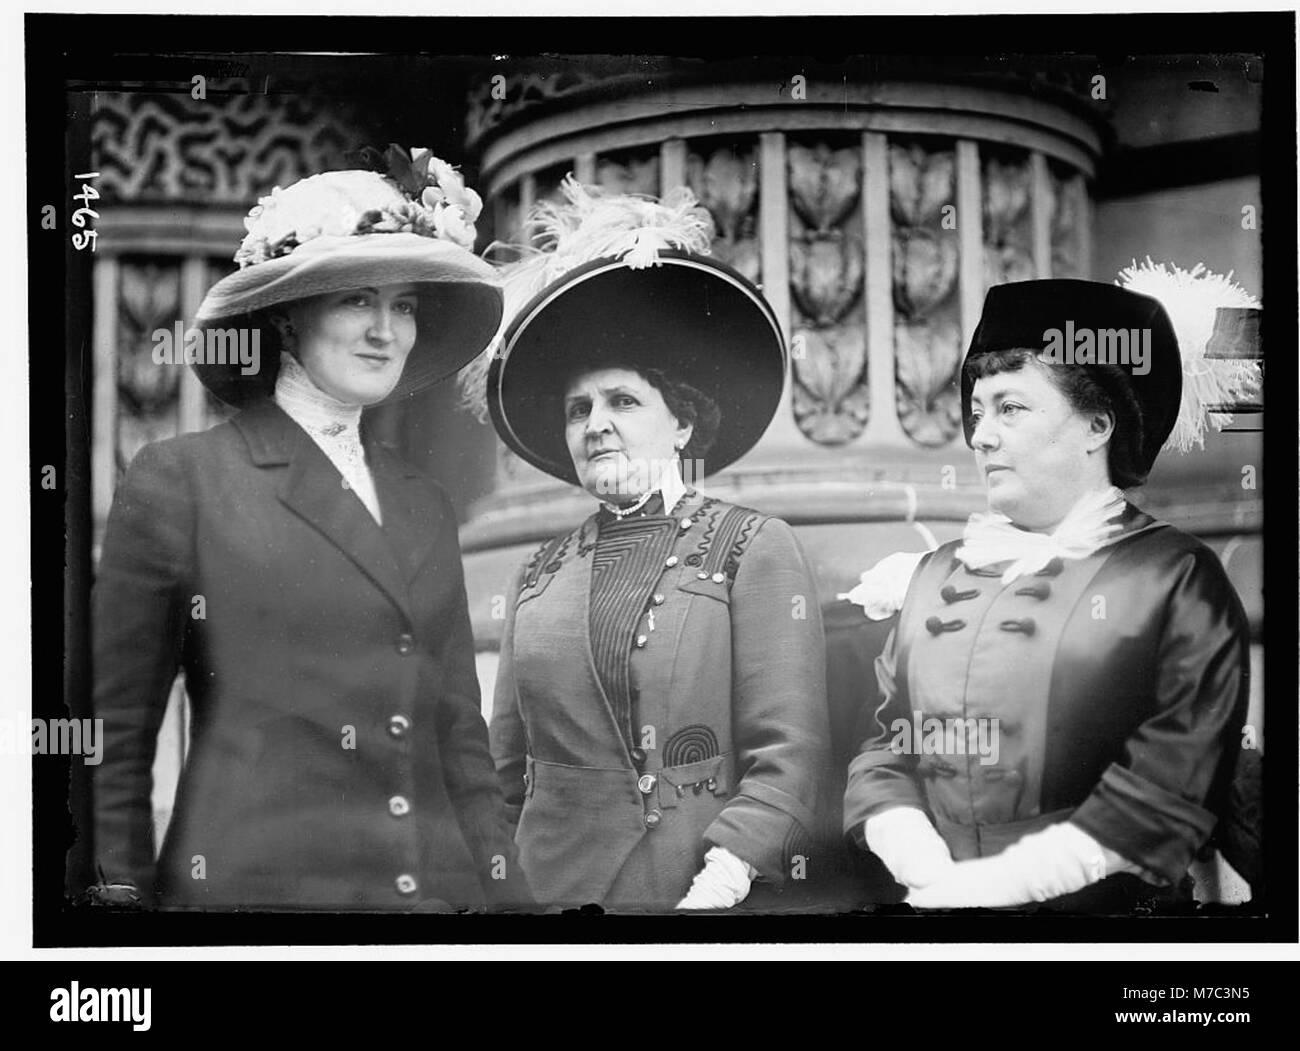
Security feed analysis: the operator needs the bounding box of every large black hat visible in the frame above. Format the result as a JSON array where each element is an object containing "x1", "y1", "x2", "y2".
[
  {"x1": 961, "y1": 279, "x2": 1182, "y2": 477},
  {"x1": 483, "y1": 181, "x2": 787, "y2": 487}
]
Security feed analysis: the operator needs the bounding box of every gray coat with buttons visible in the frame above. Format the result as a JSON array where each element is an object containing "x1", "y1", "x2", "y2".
[
  {"x1": 92, "y1": 399, "x2": 528, "y2": 910},
  {"x1": 489, "y1": 492, "x2": 831, "y2": 910}
]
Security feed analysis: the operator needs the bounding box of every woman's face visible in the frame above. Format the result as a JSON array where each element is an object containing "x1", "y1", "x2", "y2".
[
  {"x1": 564, "y1": 367, "x2": 693, "y2": 501},
  {"x1": 282, "y1": 283, "x2": 419, "y2": 405},
  {"x1": 969, "y1": 359, "x2": 1112, "y2": 530}
]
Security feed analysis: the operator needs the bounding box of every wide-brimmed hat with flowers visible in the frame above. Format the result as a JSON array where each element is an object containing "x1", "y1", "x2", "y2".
[
  {"x1": 464, "y1": 176, "x2": 787, "y2": 486},
  {"x1": 193, "y1": 146, "x2": 503, "y2": 406}
]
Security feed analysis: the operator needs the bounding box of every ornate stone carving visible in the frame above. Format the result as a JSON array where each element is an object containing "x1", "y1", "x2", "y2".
[
  {"x1": 91, "y1": 88, "x2": 366, "y2": 204},
  {"x1": 466, "y1": 69, "x2": 628, "y2": 146},
  {"x1": 791, "y1": 234, "x2": 863, "y2": 327},
  {"x1": 892, "y1": 229, "x2": 958, "y2": 320},
  {"x1": 788, "y1": 143, "x2": 861, "y2": 233},
  {"x1": 116, "y1": 259, "x2": 182, "y2": 468},
  {"x1": 982, "y1": 153, "x2": 1034, "y2": 286},
  {"x1": 687, "y1": 145, "x2": 760, "y2": 283},
  {"x1": 1051, "y1": 167, "x2": 1084, "y2": 278},
  {"x1": 596, "y1": 153, "x2": 660, "y2": 196},
  {"x1": 788, "y1": 140, "x2": 867, "y2": 445},
  {"x1": 791, "y1": 324, "x2": 871, "y2": 445},
  {"x1": 984, "y1": 243, "x2": 1036, "y2": 287},
  {"x1": 890, "y1": 140, "x2": 962, "y2": 446},
  {"x1": 895, "y1": 319, "x2": 964, "y2": 447},
  {"x1": 889, "y1": 142, "x2": 954, "y2": 228}
]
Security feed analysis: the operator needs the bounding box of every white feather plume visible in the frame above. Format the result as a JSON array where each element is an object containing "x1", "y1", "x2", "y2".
[
  {"x1": 1115, "y1": 258, "x2": 1261, "y2": 453},
  {"x1": 457, "y1": 175, "x2": 715, "y2": 421}
]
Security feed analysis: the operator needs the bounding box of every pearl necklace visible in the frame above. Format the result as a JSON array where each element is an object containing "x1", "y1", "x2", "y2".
[{"x1": 600, "y1": 489, "x2": 656, "y2": 519}]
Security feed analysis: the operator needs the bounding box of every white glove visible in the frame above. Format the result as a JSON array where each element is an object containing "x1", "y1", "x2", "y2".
[
  {"x1": 864, "y1": 806, "x2": 955, "y2": 889},
  {"x1": 905, "y1": 821, "x2": 1108, "y2": 909},
  {"x1": 676, "y1": 846, "x2": 757, "y2": 910}
]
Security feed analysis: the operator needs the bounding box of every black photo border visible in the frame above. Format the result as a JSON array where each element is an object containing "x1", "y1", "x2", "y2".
[{"x1": 28, "y1": 9, "x2": 1298, "y2": 949}]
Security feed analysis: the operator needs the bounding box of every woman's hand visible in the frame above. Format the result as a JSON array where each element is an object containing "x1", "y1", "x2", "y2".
[
  {"x1": 675, "y1": 846, "x2": 757, "y2": 910},
  {"x1": 904, "y1": 821, "x2": 1109, "y2": 909},
  {"x1": 864, "y1": 806, "x2": 955, "y2": 890}
]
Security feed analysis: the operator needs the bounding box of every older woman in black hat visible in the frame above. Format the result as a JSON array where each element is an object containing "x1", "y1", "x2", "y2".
[
  {"x1": 91, "y1": 149, "x2": 529, "y2": 910},
  {"x1": 842, "y1": 279, "x2": 1250, "y2": 911},
  {"x1": 479, "y1": 179, "x2": 830, "y2": 911}
]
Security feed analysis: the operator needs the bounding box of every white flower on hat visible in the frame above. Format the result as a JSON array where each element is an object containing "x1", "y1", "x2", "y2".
[
  {"x1": 233, "y1": 150, "x2": 484, "y2": 268},
  {"x1": 425, "y1": 155, "x2": 484, "y2": 223},
  {"x1": 235, "y1": 170, "x2": 406, "y2": 268},
  {"x1": 411, "y1": 148, "x2": 483, "y2": 248},
  {"x1": 431, "y1": 204, "x2": 478, "y2": 250}
]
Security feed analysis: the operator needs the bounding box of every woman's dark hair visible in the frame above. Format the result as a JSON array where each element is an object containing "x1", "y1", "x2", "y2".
[
  {"x1": 963, "y1": 348, "x2": 1148, "y2": 489},
  {"x1": 565, "y1": 363, "x2": 722, "y2": 462}
]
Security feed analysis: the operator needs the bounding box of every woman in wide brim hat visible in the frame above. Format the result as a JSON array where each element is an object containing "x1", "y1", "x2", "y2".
[
  {"x1": 192, "y1": 160, "x2": 503, "y2": 407},
  {"x1": 479, "y1": 177, "x2": 831, "y2": 912},
  {"x1": 90, "y1": 148, "x2": 531, "y2": 911},
  {"x1": 487, "y1": 249, "x2": 787, "y2": 486},
  {"x1": 842, "y1": 273, "x2": 1255, "y2": 913}
]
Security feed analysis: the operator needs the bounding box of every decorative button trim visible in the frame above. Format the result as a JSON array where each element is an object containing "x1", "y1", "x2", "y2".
[
  {"x1": 388, "y1": 714, "x2": 411, "y2": 738},
  {"x1": 925, "y1": 616, "x2": 966, "y2": 635},
  {"x1": 395, "y1": 874, "x2": 418, "y2": 895},
  {"x1": 940, "y1": 584, "x2": 981, "y2": 603},
  {"x1": 389, "y1": 795, "x2": 411, "y2": 817},
  {"x1": 637, "y1": 774, "x2": 657, "y2": 795}
]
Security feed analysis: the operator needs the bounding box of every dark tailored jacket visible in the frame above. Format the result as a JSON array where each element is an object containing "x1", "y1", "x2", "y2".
[
  {"x1": 489, "y1": 492, "x2": 831, "y2": 910},
  {"x1": 92, "y1": 399, "x2": 528, "y2": 910},
  {"x1": 842, "y1": 505, "x2": 1250, "y2": 909}
]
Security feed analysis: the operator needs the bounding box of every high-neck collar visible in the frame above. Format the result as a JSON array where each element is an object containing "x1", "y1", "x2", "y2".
[
  {"x1": 273, "y1": 352, "x2": 363, "y2": 437},
  {"x1": 596, "y1": 462, "x2": 689, "y2": 520}
]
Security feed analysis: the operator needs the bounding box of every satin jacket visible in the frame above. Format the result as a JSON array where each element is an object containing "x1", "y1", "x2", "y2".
[
  {"x1": 842, "y1": 505, "x2": 1250, "y2": 905},
  {"x1": 92, "y1": 399, "x2": 527, "y2": 910},
  {"x1": 489, "y1": 491, "x2": 831, "y2": 910}
]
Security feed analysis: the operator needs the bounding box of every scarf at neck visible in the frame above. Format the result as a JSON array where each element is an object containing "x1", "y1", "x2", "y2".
[
  {"x1": 955, "y1": 485, "x2": 1127, "y2": 584},
  {"x1": 274, "y1": 353, "x2": 383, "y2": 524}
]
